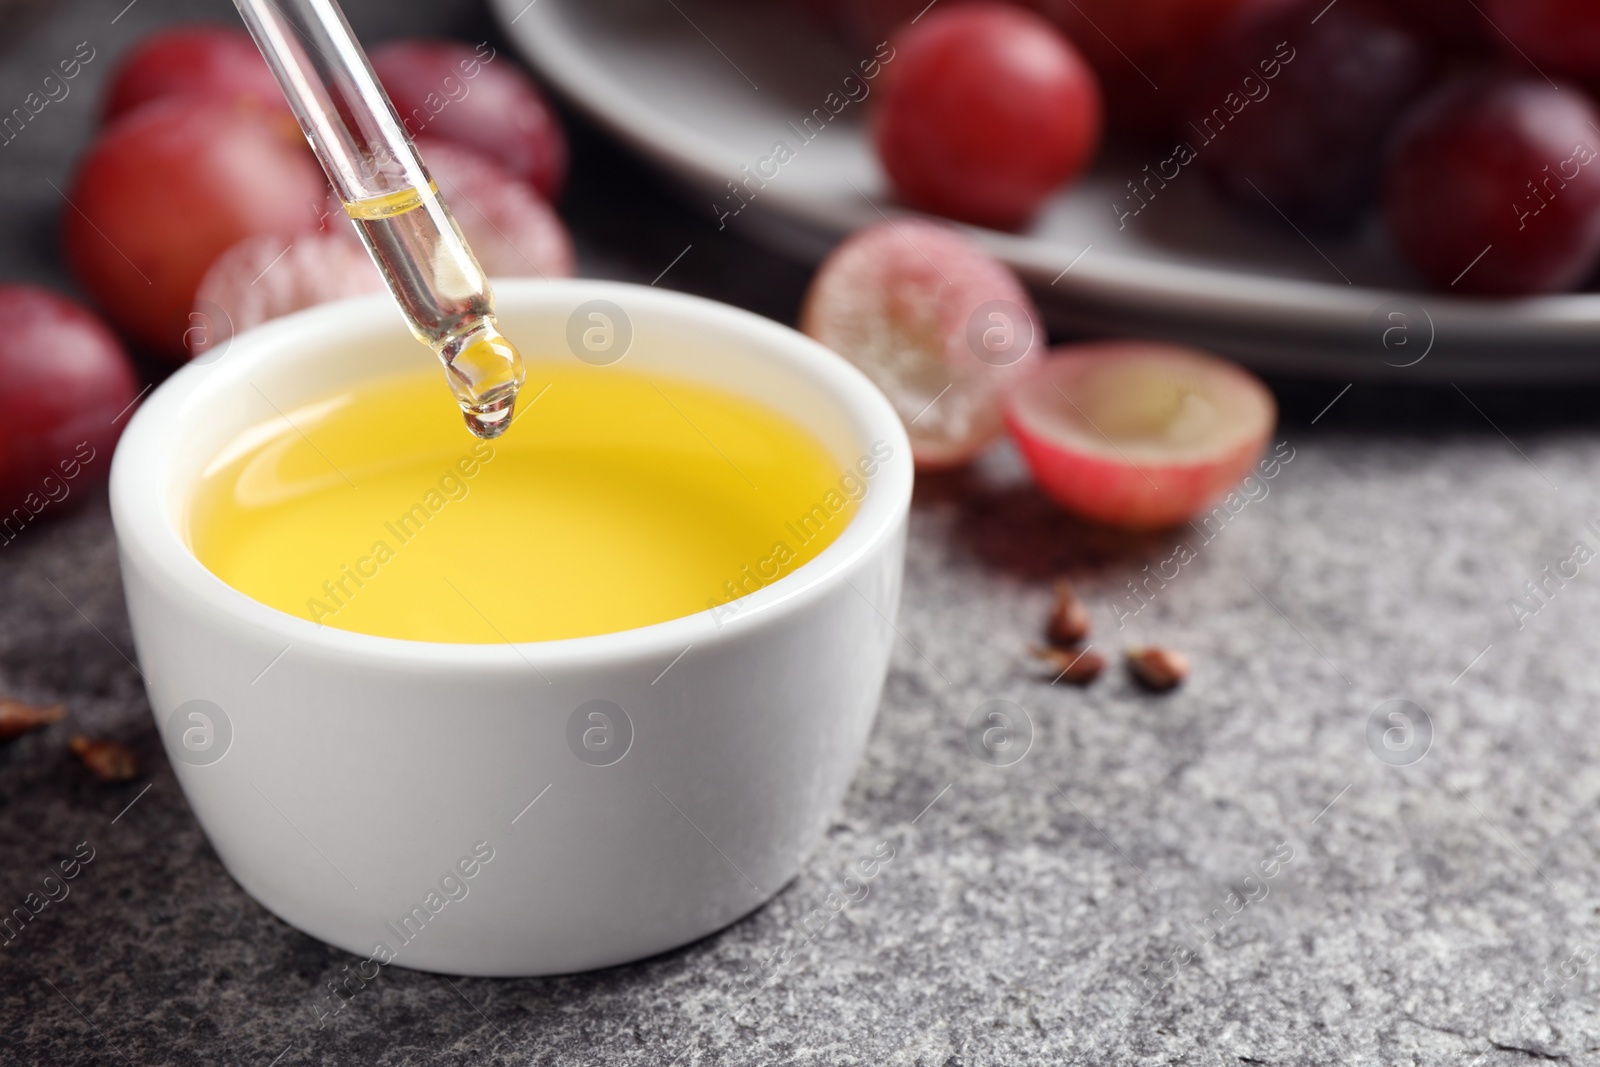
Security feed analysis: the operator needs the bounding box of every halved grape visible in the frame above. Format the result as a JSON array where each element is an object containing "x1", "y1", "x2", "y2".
[{"x1": 1005, "y1": 341, "x2": 1276, "y2": 529}]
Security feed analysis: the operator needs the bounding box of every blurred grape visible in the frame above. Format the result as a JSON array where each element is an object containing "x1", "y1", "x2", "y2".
[
  {"x1": 1035, "y1": 0, "x2": 1295, "y2": 138},
  {"x1": 1483, "y1": 0, "x2": 1600, "y2": 82},
  {"x1": 873, "y1": 3, "x2": 1101, "y2": 229},
  {"x1": 1383, "y1": 0, "x2": 1492, "y2": 56},
  {"x1": 0, "y1": 286, "x2": 138, "y2": 522},
  {"x1": 412, "y1": 136, "x2": 574, "y2": 277},
  {"x1": 102, "y1": 24, "x2": 287, "y2": 124},
  {"x1": 372, "y1": 39, "x2": 568, "y2": 201},
  {"x1": 63, "y1": 96, "x2": 327, "y2": 357},
  {"x1": 1187, "y1": 0, "x2": 1434, "y2": 231},
  {"x1": 1385, "y1": 73, "x2": 1600, "y2": 295},
  {"x1": 192, "y1": 136, "x2": 574, "y2": 349}
]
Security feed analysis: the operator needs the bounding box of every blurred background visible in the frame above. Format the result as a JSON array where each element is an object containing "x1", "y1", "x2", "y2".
[
  {"x1": 6, "y1": 0, "x2": 1600, "y2": 431},
  {"x1": 10, "y1": 2, "x2": 1600, "y2": 1064}
]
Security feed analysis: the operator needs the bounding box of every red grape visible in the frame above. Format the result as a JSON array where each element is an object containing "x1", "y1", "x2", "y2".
[
  {"x1": 833, "y1": 0, "x2": 933, "y2": 47},
  {"x1": 372, "y1": 39, "x2": 568, "y2": 201},
  {"x1": 192, "y1": 137, "x2": 574, "y2": 353},
  {"x1": 1385, "y1": 0, "x2": 1492, "y2": 56},
  {"x1": 102, "y1": 24, "x2": 287, "y2": 124},
  {"x1": 412, "y1": 137, "x2": 575, "y2": 278},
  {"x1": 1482, "y1": 0, "x2": 1600, "y2": 82},
  {"x1": 790, "y1": 0, "x2": 845, "y2": 35},
  {"x1": 190, "y1": 231, "x2": 385, "y2": 357},
  {"x1": 0, "y1": 286, "x2": 138, "y2": 527},
  {"x1": 1186, "y1": 0, "x2": 1434, "y2": 231},
  {"x1": 63, "y1": 96, "x2": 327, "y2": 358},
  {"x1": 1384, "y1": 73, "x2": 1600, "y2": 295},
  {"x1": 873, "y1": 3, "x2": 1101, "y2": 230},
  {"x1": 1034, "y1": 0, "x2": 1294, "y2": 138}
]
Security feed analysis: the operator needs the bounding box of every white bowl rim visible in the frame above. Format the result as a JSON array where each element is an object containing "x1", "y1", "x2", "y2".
[{"x1": 110, "y1": 278, "x2": 914, "y2": 671}]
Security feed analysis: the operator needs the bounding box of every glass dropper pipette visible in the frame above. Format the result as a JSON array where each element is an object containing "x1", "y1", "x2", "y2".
[{"x1": 231, "y1": 0, "x2": 524, "y2": 438}]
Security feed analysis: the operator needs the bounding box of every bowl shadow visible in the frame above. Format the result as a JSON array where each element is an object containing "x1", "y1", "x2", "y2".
[{"x1": 913, "y1": 467, "x2": 1179, "y2": 582}]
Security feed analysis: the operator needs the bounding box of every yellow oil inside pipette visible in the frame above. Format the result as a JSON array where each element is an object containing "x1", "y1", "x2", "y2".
[{"x1": 343, "y1": 182, "x2": 524, "y2": 438}]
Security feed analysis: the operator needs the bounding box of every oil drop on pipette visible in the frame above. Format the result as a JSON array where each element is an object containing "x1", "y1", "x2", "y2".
[
  {"x1": 343, "y1": 183, "x2": 524, "y2": 438},
  {"x1": 233, "y1": 0, "x2": 523, "y2": 439}
]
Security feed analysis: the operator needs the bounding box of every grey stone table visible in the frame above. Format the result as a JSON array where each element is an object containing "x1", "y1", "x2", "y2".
[{"x1": 9, "y1": 1, "x2": 1600, "y2": 1065}]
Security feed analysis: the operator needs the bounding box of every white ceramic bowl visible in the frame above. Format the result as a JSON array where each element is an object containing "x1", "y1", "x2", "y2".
[{"x1": 111, "y1": 279, "x2": 912, "y2": 977}]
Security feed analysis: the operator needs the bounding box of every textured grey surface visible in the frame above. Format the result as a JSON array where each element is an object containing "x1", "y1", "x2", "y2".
[
  {"x1": 7, "y1": 428, "x2": 1600, "y2": 1066},
  {"x1": 7, "y1": 1, "x2": 1600, "y2": 1064}
]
